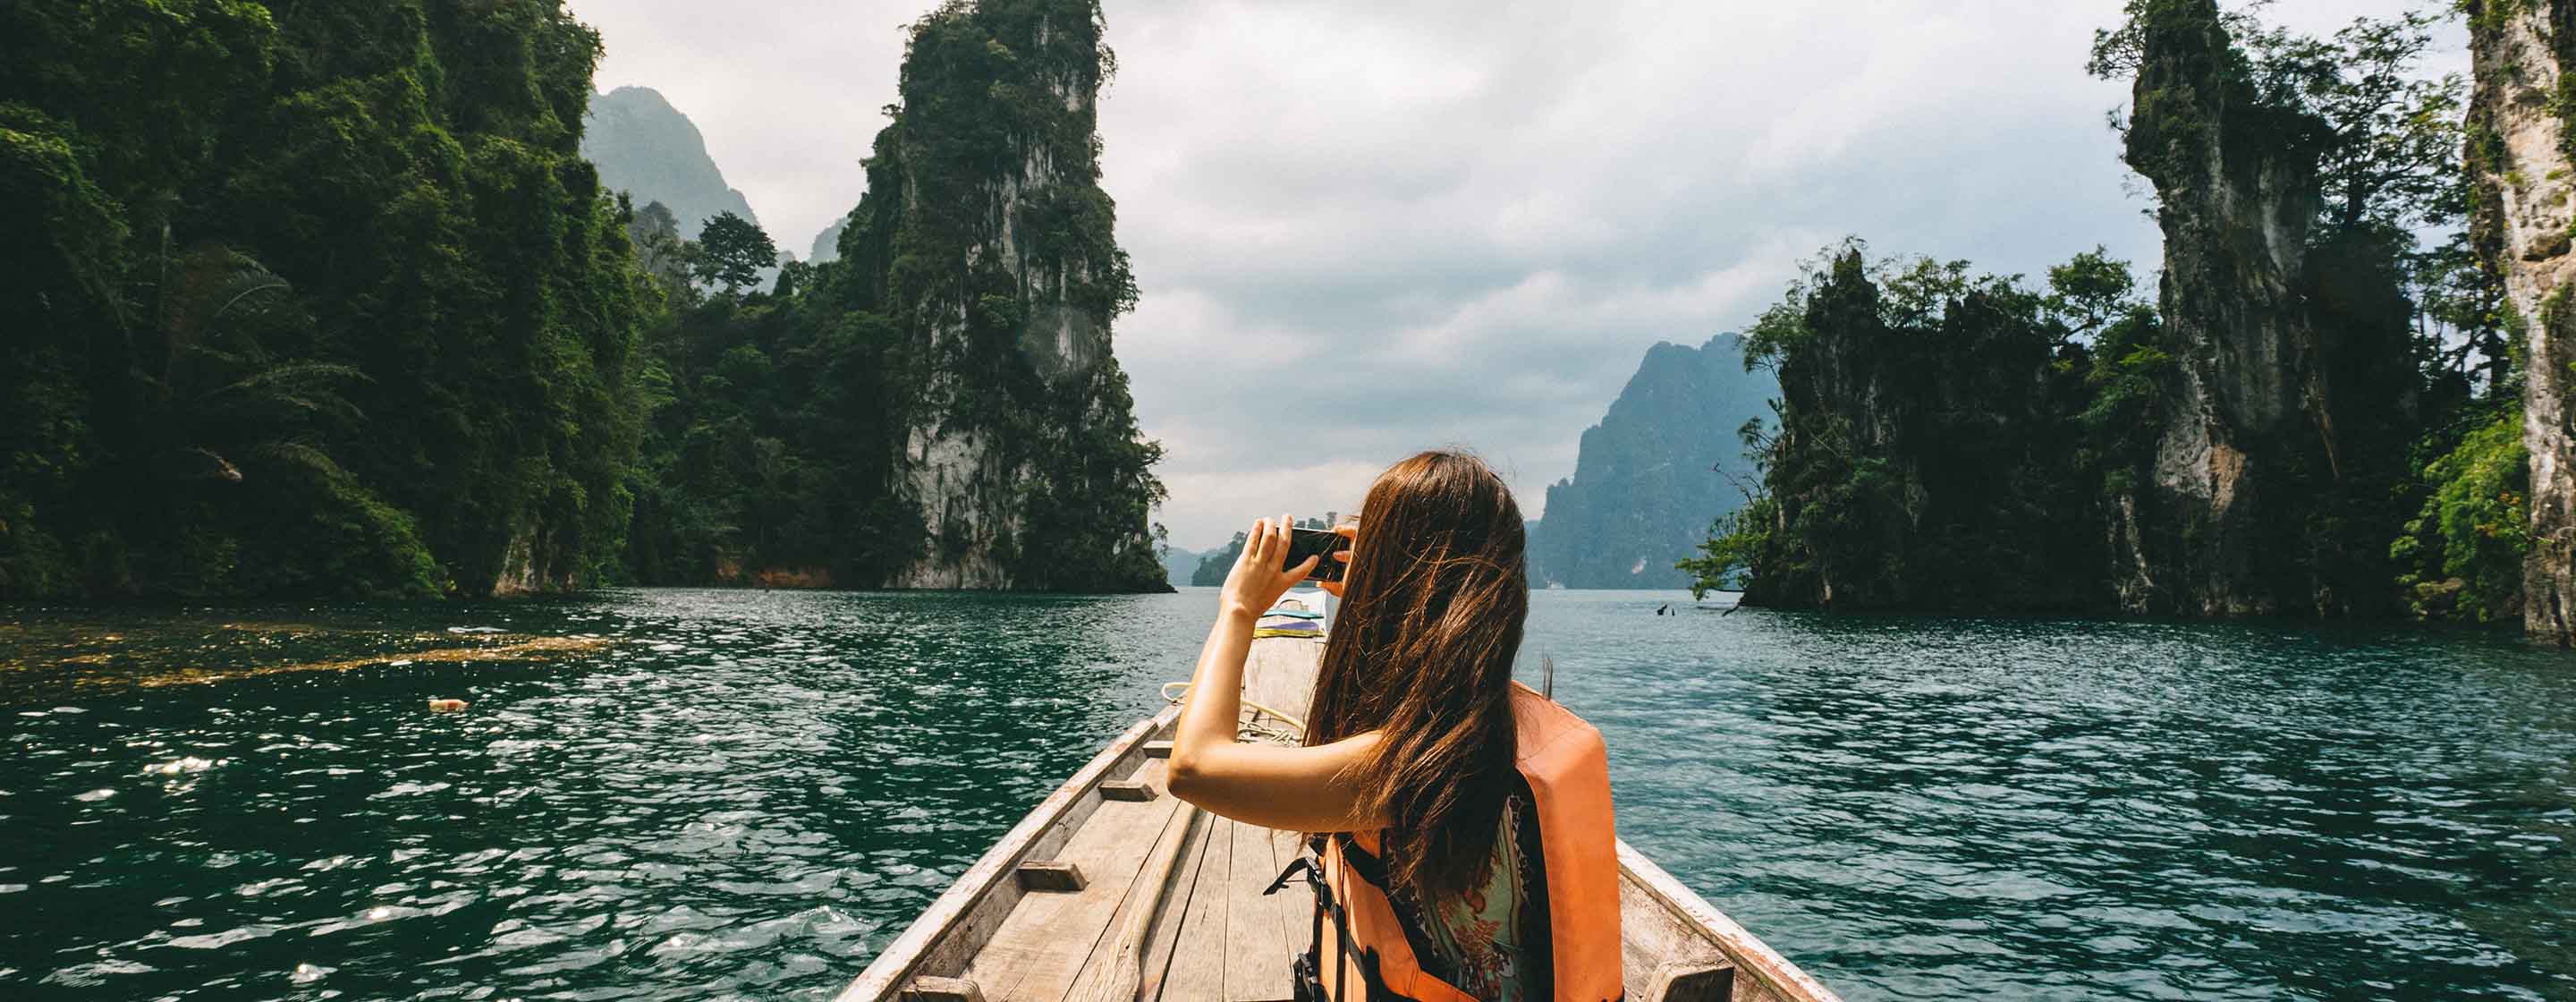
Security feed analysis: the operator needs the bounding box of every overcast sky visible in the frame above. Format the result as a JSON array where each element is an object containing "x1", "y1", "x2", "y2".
[{"x1": 567, "y1": 0, "x2": 2463, "y2": 552}]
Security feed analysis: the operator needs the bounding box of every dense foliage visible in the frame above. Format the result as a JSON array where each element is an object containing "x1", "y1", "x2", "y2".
[
  {"x1": 613, "y1": 202, "x2": 919, "y2": 588},
  {"x1": 1191, "y1": 532, "x2": 1249, "y2": 587},
  {"x1": 3, "y1": 0, "x2": 1169, "y2": 599},
  {"x1": 826, "y1": 0, "x2": 1167, "y2": 590},
  {"x1": 3, "y1": 0, "x2": 645, "y2": 599},
  {"x1": 618, "y1": 0, "x2": 1167, "y2": 591},
  {"x1": 1694, "y1": 3, "x2": 2521, "y2": 620},
  {"x1": 1682, "y1": 245, "x2": 2127, "y2": 609}
]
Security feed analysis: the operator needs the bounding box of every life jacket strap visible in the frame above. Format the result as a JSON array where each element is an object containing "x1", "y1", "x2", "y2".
[{"x1": 1271, "y1": 849, "x2": 1421, "y2": 1002}]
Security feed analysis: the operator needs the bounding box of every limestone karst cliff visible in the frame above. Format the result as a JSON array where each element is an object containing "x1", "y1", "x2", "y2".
[
  {"x1": 2111, "y1": 0, "x2": 2417, "y2": 616},
  {"x1": 2468, "y1": 0, "x2": 2576, "y2": 643},
  {"x1": 829, "y1": 0, "x2": 1165, "y2": 590},
  {"x1": 1529, "y1": 335, "x2": 1775, "y2": 590},
  {"x1": 1733, "y1": 248, "x2": 2104, "y2": 611}
]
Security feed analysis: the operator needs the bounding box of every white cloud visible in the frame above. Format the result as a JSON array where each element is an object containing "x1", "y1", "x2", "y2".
[{"x1": 567, "y1": 0, "x2": 2465, "y2": 551}]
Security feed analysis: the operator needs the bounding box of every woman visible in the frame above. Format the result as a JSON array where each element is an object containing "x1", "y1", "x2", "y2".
[{"x1": 1167, "y1": 451, "x2": 1621, "y2": 1002}]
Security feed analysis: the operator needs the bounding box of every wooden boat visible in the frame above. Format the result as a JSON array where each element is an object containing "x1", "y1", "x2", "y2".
[{"x1": 835, "y1": 634, "x2": 1843, "y2": 1002}]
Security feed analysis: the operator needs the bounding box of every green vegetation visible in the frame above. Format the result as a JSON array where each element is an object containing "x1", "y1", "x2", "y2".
[
  {"x1": 1695, "y1": 3, "x2": 2523, "y2": 620},
  {"x1": 2, "y1": 0, "x2": 1168, "y2": 599},
  {"x1": 614, "y1": 205, "x2": 916, "y2": 588},
  {"x1": 826, "y1": 0, "x2": 1167, "y2": 591},
  {"x1": 3, "y1": 0, "x2": 643, "y2": 599},
  {"x1": 690, "y1": 211, "x2": 777, "y2": 293},
  {"x1": 1685, "y1": 244, "x2": 2115, "y2": 610},
  {"x1": 621, "y1": 0, "x2": 1166, "y2": 592},
  {"x1": 2394, "y1": 407, "x2": 2529, "y2": 622}
]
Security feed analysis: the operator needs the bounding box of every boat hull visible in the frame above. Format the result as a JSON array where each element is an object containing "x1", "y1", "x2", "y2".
[{"x1": 836, "y1": 637, "x2": 1842, "y2": 1002}]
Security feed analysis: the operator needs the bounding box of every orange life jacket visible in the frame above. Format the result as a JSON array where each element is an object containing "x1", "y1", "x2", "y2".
[{"x1": 1271, "y1": 682, "x2": 1622, "y2": 1002}]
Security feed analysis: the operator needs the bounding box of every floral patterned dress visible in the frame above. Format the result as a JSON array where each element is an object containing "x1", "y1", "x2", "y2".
[{"x1": 1385, "y1": 782, "x2": 1552, "y2": 1001}]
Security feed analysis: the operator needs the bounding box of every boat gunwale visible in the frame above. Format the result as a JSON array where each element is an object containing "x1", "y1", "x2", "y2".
[
  {"x1": 834, "y1": 702, "x2": 1182, "y2": 1002},
  {"x1": 1615, "y1": 839, "x2": 1844, "y2": 1002},
  {"x1": 836, "y1": 651, "x2": 1846, "y2": 1002}
]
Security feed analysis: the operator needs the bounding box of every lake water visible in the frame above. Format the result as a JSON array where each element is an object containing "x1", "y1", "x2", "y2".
[{"x1": 2, "y1": 588, "x2": 2571, "y2": 1000}]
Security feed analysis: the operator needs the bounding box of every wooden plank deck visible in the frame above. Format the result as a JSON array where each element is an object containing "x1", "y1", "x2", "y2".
[
  {"x1": 843, "y1": 625, "x2": 1837, "y2": 1002},
  {"x1": 1142, "y1": 813, "x2": 1308, "y2": 1002},
  {"x1": 874, "y1": 638, "x2": 1324, "y2": 1002},
  {"x1": 943, "y1": 768, "x2": 1324, "y2": 1002}
]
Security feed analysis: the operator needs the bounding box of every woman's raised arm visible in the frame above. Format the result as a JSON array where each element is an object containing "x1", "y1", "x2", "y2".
[{"x1": 1165, "y1": 514, "x2": 1387, "y2": 833}]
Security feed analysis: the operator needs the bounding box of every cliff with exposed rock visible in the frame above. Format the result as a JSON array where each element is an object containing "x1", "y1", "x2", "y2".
[
  {"x1": 2111, "y1": 0, "x2": 2417, "y2": 616},
  {"x1": 2468, "y1": 0, "x2": 2576, "y2": 643},
  {"x1": 829, "y1": 0, "x2": 1165, "y2": 590}
]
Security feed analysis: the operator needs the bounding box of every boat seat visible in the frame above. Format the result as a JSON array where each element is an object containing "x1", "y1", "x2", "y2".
[
  {"x1": 899, "y1": 975, "x2": 984, "y2": 1002},
  {"x1": 1644, "y1": 963, "x2": 1734, "y2": 1001}
]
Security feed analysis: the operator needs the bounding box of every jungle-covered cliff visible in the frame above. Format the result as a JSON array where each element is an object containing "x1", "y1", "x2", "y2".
[
  {"x1": 1696, "y1": 247, "x2": 2124, "y2": 611},
  {"x1": 2, "y1": 0, "x2": 647, "y2": 599},
  {"x1": 2467, "y1": 0, "x2": 2576, "y2": 643},
  {"x1": 830, "y1": 0, "x2": 1165, "y2": 590},
  {"x1": 619, "y1": 0, "x2": 1168, "y2": 592},
  {"x1": 1695, "y1": 1, "x2": 2518, "y2": 622},
  {"x1": 1, "y1": 0, "x2": 1169, "y2": 599},
  {"x1": 2109, "y1": 0, "x2": 2422, "y2": 617},
  {"x1": 1528, "y1": 335, "x2": 1775, "y2": 590}
]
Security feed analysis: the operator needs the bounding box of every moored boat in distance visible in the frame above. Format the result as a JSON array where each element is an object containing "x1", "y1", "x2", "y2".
[{"x1": 835, "y1": 633, "x2": 1843, "y2": 1002}]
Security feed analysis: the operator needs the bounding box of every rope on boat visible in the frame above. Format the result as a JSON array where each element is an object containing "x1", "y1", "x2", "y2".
[{"x1": 1160, "y1": 681, "x2": 1306, "y2": 744}]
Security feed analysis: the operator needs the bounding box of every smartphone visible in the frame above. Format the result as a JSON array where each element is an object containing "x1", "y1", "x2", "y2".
[{"x1": 1281, "y1": 526, "x2": 1350, "y2": 582}]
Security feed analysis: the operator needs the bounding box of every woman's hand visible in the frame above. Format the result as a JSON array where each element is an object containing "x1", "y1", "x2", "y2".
[
  {"x1": 1318, "y1": 522, "x2": 1357, "y2": 598},
  {"x1": 1220, "y1": 513, "x2": 1317, "y2": 619}
]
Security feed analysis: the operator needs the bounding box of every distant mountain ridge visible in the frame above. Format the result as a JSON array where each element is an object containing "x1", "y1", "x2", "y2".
[
  {"x1": 1528, "y1": 334, "x2": 1777, "y2": 590},
  {"x1": 580, "y1": 86, "x2": 760, "y2": 239},
  {"x1": 1159, "y1": 545, "x2": 1199, "y2": 588},
  {"x1": 809, "y1": 212, "x2": 852, "y2": 265}
]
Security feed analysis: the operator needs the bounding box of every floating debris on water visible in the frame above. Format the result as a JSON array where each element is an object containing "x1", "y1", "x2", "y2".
[
  {"x1": 133, "y1": 635, "x2": 613, "y2": 688},
  {"x1": 427, "y1": 698, "x2": 468, "y2": 712}
]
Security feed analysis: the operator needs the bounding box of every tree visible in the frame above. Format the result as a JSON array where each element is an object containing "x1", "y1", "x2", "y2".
[
  {"x1": 2044, "y1": 247, "x2": 2146, "y2": 342},
  {"x1": 2238, "y1": 12, "x2": 2464, "y2": 238},
  {"x1": 2089, "y1": 7, "x2": 2466, "y2": 238},
  {"x1": 625, "y1": 197, "x2": 693, "y2": 297},
  {"x1": 2, "y1": 0, "x2": 651, "y2": 599},
  {"x1": 691, "y1": 211, "x2": 775, "y2": 293}
]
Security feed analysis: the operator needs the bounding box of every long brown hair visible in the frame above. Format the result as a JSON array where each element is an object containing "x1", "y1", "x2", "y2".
[{"x1": 1306, "y1": 450, "x2": 1528, "y2": 902}]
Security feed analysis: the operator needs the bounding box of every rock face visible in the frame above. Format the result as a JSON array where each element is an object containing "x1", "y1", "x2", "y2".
[
  {"x1": 833, "y1": 0, "x2": 1165, "y2": 591},
  {"x1": 2469, "y1": 0, "x2": 2576, "y2": 644},
  {"x1": 580, "y1": 86, "x2": 760, "y2": 238},
  {"x1": 1530, "y1": 335, "x2": 1775, "y2": 590},
  {"x1": 2112, "y1": 0, "x2": 2413, "y2": 616}
]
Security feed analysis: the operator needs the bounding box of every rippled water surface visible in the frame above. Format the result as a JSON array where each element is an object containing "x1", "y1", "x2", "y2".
[{"x1": 4, "y1": 589, "x2": 2572, "y2": 1000}]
